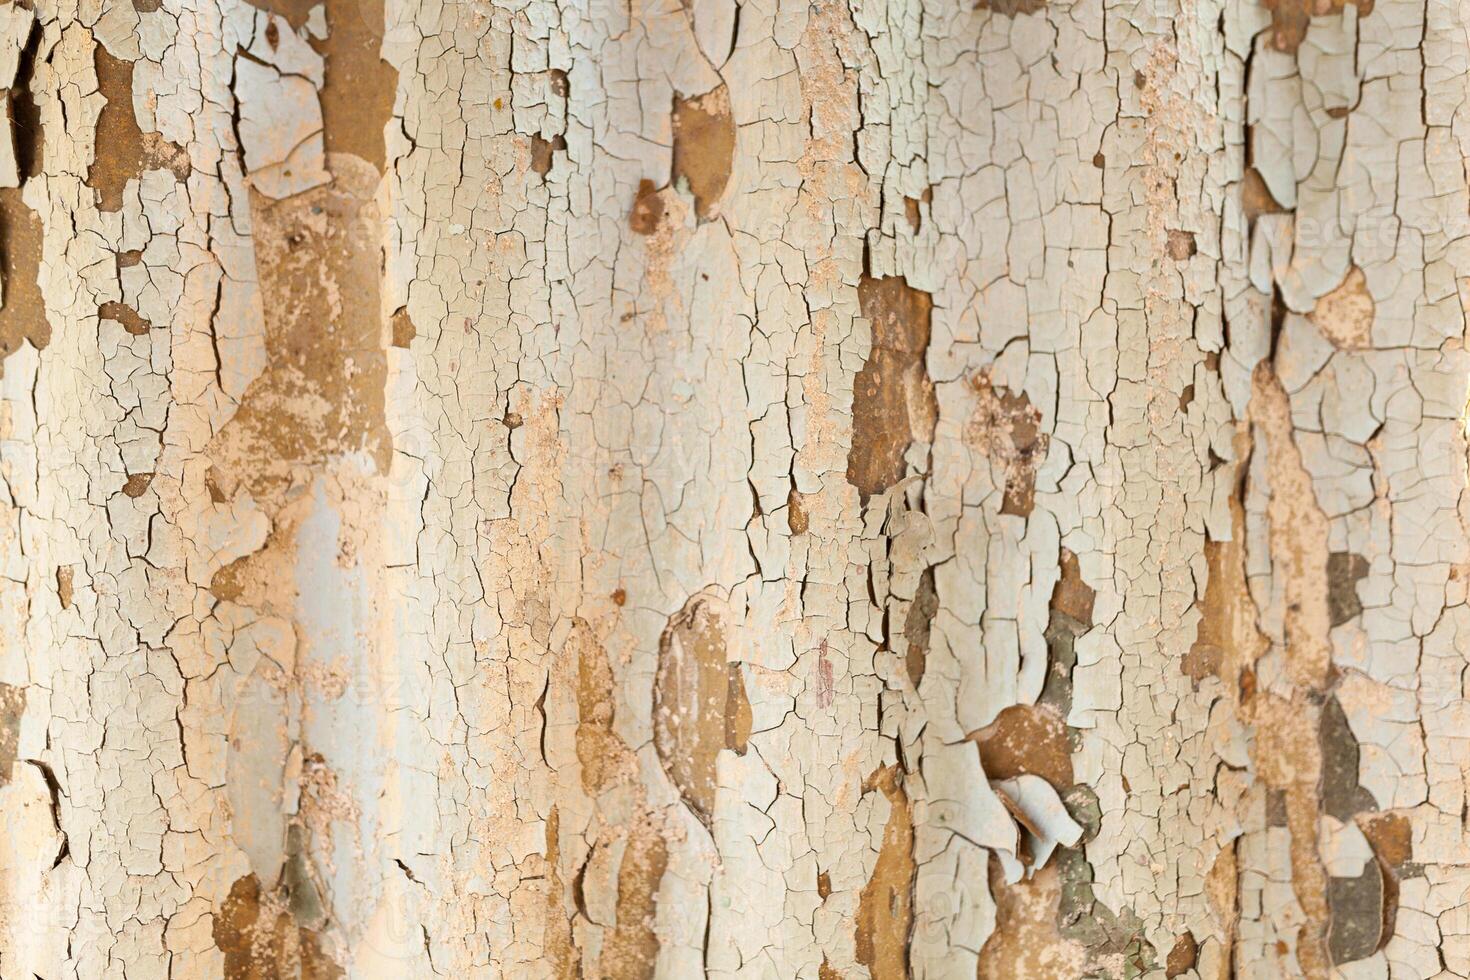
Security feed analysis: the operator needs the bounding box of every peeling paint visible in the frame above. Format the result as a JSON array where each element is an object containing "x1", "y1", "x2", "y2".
[
  {"x1": 856, "y1": 766, "x2": 914, "y2": 980},
  {"x1": 6, "y1": 0, "x2": 1470, "y2": 971},
  {"x1": 964, "y1": 372, "x2": 1047, "y2": 517},
  {"x1": 213, "y1": 873, "x2": 345, "y2": 979},
  {"x1": 653, "y1": 592, "x2": 748, "y2": 824},
  {"x1": 210, "y1": 155, "x2": 390, "y2": 496},
  {"x1": 847, "y1": 276, "x2": 935, "y2": 499},
  {"x1": 1259, "y1": 0, "x2": 1373, "y2": 53},
  {"x1": 671, "y1": 85, "x2": 735, "y2": 220},
  {"x1": 88, "y1": 47, "x2": 190, "y2": 214}
]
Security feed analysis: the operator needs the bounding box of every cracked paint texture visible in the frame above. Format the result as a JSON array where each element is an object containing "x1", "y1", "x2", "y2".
[{"x1": 0, "y1": 0, "x2": 1468, "y2": 973}]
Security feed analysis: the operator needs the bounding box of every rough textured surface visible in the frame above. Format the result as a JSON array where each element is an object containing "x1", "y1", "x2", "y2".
[{"x1": 0, "y1": 0, "x2": 1468, "y2": 973}]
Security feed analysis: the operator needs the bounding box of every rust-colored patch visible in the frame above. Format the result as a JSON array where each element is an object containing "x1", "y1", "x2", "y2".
[
  {"x1": 1241, "y1": 167, "x2": 1289, "y2": 223},
  {"x1": 964, "y1": 371, "x2": 1047, "y2": 516},
  {"x1": 210, "y1": 554, "x2": 250, "y2": 602},
  {"x1": 530, "y1": 134, "x2": 566, "y2": 179},
  {"x1": 1208, "y1": 398, "x2": 1334, "y2": 977},
  {"x1": 1165, "y1": 931, "x2": 1198, "y2": 977},
  {"x1": 787, "y1": 487, "x2": 809, "y2": 535},
  {"x1": 977, "y1": 859, "x2": 1088, "y2": 979},
  {"x1": 819, "y1": 959, "x2": 844, "y2": 980},
  {"x1": 208, "y1": 156, "x2": 390, "y2": 497},
  {"x1": 653, "y1": 594, "x2": 747, "y2": 824},
  {"x1": 903, "y1": 567, "x2": 937, "y2": 689},
  {"x1": 1166, "y1": 229, "x2": 1196, "y2": 260},
  {"x1": 971, "y1": 703, "x2": 1074, "y2": 790},
  {"x1": 318, "y1": 0, "x2": 397, "y2": 169},
  {"x1": 1184, "y1": 540, "x2": 1231, "y2": 684},
  {"x1": 1239, "y1": 665, "x2": 1258, "y2": 705},
  {"x1": 237, "y1": 0, "x2": 397, "y2": 168},
  {"x1": 598, "y1": 822, "x2": 669, "y2": 980},
  {"x1": 671, "y1": 85, "x2": 735, "y2": 220},
  {"x1": 629, "y1": 178, "x2": 665, "y2": 235},
  {"x1": 1050, "y1": 548, "x2": 1094, "y2": 626},
  {"x1": 855, "y1": 766, "x2": 914, "y2": 980},
  {"x1": 1358, "y1": 813, "x2": 1412, "y2": 871},
  {"x1": 1359, "y1": 811, "x2": 1410, "y2": 956},
  {"x1": 1310, "y1": 266, "x2": 1374, "y2": 351},
  {"x1": 574, "y1": 622, "x2": 637, "y2": 796},
  {"x1": 1260, "y1": 0, "x2": 1371, "y2": 53},
  {"x1": 903, "y1": 197, "x2": 921, "y2": 234},
  {"x1": 0, "y1": 682, "x2": 23, "y2": 785},
  {"x1": 543, "y1": 808, "x2": 579, "y2": 979},
  {"x1": 122, "y1": 472, "x2": 154, "y2": 497},
  {"x1": 99, "y1": 300, "x2": 150, "y2": 335},
  {"x1": 0, "y1": 193, "x2": 46, "y2": 358},
  {"x1": 88, "y1": 47, "x2": 191, "y2": 213},
  {"x1": 388, "y1": 306, "x2": 415, "y2": 348},
  {"x1": 55, "y1": 565, "x2": 72, "y2": 610},
  {"x1": 212, "y1": 873, "x2": 344, "y2": 980},
  {"x1": 846, "y1": 276, "x2": 936, "y2": 499}
]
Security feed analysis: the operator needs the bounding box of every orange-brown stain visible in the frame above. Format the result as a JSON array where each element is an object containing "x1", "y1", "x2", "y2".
[
  {"x1": 671, "y1": 85, "x2": 735, "y2": 219},
  {"x1": 213, "y1": 873, "x2": 344, "y2": 980},
  {"x1": 855, "y1": 766, "x2": 914, "y2": 980},
  {"x1": 847, "y1": 276, "x2": 936, "y2": 499},
  {"x1": 598, "y1": 824, "x2": 669, "y2": 980},
  {"x1": 629, "y1": 178, "x2": 665, "y2": 235},
  {"x1": 971, "y1": 703, "x2": 1074, "y2": 790},
  {"x1": 88, "y1": 47, "x2": 190, "y2": 214}
]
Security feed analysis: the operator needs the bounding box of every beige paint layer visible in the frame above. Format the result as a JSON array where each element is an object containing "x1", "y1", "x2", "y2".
[{"x1": 0, "y1": 0, "x2": 1466, "y2": 975}]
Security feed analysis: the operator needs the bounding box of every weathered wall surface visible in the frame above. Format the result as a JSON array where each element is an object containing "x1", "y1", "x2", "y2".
[{"x1": 0, "y1": 0, "x2": 1466, "y2": 973}]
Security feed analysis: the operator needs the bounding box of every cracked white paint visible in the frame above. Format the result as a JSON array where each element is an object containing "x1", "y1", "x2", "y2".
[{"x1": 0, "y1": 0, "x2": 1468, "y2": 973}]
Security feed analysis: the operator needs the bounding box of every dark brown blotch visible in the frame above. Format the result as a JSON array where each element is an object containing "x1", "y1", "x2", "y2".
[{"x1": 1327, "y1": 551, "x2": 1369, "y2": 627}]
